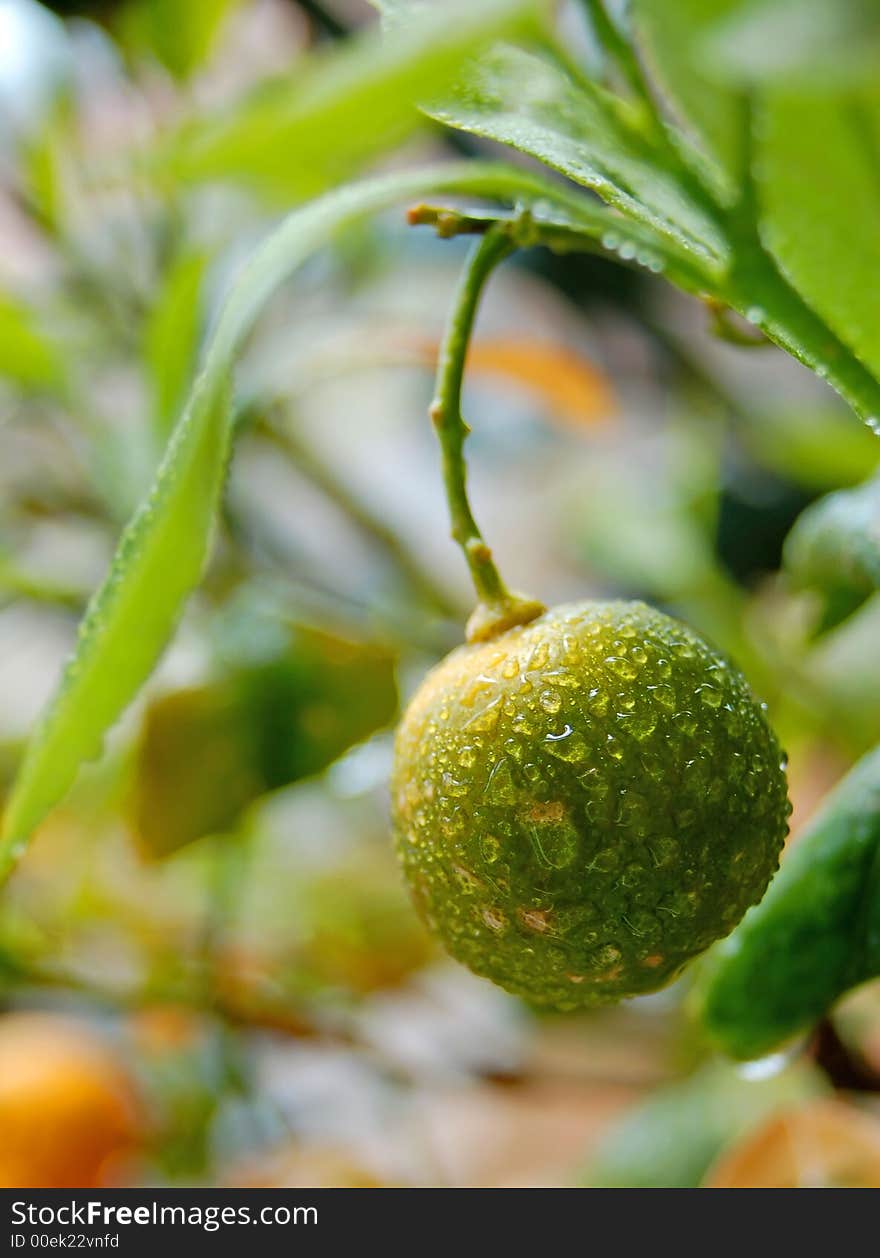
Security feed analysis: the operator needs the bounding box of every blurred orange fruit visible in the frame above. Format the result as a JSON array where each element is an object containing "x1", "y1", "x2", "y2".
[
  {"x1": 704, "y1": 1099, "x2": 880, "y2": 1188},
  {"x1": 0, "y1": 1012, "x2": 140, "y2": 1188},
  {"x1": 414, "y1": 336, "x2": 615, "y2": 429}
]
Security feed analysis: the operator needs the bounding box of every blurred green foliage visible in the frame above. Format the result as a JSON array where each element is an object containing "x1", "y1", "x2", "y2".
[
  {"x1": 0, "y1": 0, "x2": 879, "y2": 1187},
  {"x1": 130, "y1": 618, "x2": 397, "y2": 856},
  {"x1": 584, "y1": 1058, "x2": 824, "y2": 1188}
]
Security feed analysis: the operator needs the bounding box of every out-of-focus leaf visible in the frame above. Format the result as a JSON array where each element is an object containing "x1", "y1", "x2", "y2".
[
  {"x1": 572, "y1": 431, "x2": 721, "y2": 599},
  {"x1": 120, "y1": 0, "x2": 241, "y2": 80},
  {"x1": 705, "y1": 1100, "x2": 880, "y2": 1188},
  {"x1": 426, "y1": 43, "x2": 728, "y2": 271},
  {"x1": 167, "y1": 0, "x2": 538, "y2": 197},
  {"x1": 277, "y1": 849, "x2": 433, "y2": 998},
  {"x1": 704, "y1": 0, "x2": 880, "y2": 88},
  {"x1": 740, "y1": 407, "x2": 880, "y2": 492},
  {"x1": 20, "y1": 92, "x2": 73, "y2": 234},
  {"x1": 130, "y1": 623, "x2": 397, "y2": 858},
  {"x1": 0, "y1": 294, "x2": 65, "y2": 393},
  {"x1": 130, "y1": 686, "x2": 260, "y2": 859},
  {"x1": 144, "y1": 252, "x2": 207, "y2": 441},
  {"x1": 784, "y1": 476, "x2": 880, "y2": 630},
  {"x1": 757, "y1": 90, "x2": 880, "y2": 406},
  {"x1": 413, "y1": 335, "x2": 615, "y2": 428},
  {"x1": 0, "y1": 551, "x2": 83, "y2": 610},
  {"x1": 633, "y1": 0, "x2": 744, "y2": 197},
  {"x1": 371, "y1": 0, "x2": 427, "y2": 26},
  {"x1": 232, "y1": 625, "x2": 398, "y2": 791},
  {"x1": 0, "y1": 160, "x2": 594, "y2": 879},
  {"x1": 583, "y1": 1059, "x2": 823, "y2": 1188},
  {"x1": 696, "y1": 744, "x2": 880, "y2": 1060}
]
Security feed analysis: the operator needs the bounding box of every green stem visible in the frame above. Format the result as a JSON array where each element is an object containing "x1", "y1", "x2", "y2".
[{"x1": 430, "y1": 225, "x2": 545, "y2": 642}]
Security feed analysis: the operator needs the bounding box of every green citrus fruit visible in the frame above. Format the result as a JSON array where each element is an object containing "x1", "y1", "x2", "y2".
[{"x1": 391, "y1": 600, "x2": 790, "y2": 1009}]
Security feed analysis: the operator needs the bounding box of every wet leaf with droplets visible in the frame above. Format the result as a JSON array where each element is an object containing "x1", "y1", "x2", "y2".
[
  {"x1": 756, "y1": 90, "x2": 880, "y2": 417},
  {"x1": 423, "y1": 43, "x2": 729, "y2": 284}
]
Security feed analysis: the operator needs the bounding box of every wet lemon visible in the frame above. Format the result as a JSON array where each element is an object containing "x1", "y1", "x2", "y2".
[{"x1": 391, "y1": 600, "x2": 790, "y2": 1009}]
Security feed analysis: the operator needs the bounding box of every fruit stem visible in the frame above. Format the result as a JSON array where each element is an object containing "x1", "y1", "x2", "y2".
[{"x1": 430, "y1": 225, "x2": 545, "y2": 642}]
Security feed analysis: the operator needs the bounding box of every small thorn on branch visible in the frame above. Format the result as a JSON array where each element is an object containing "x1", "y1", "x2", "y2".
[
  {"x1": 466, "y1": 539, "x2": 493, "y2": 565},
  {"x1": 704, "y1": 297, "x2": 772, "y2": 348}
]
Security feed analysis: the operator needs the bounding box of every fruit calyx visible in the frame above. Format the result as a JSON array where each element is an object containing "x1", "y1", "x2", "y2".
[{"x1": 465, "y1": 589, "x2": 546, "y2": 643}]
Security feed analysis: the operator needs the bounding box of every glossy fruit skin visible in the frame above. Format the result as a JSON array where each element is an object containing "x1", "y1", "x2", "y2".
[{"x1": 391, "y1": 600, "x2": 790, "y2": 1009}]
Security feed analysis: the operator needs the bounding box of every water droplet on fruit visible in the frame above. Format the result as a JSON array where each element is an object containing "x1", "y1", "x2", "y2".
[
  {"x1": 484, "y1": 757, "x2": 516, "y2": 803},
  {"x1": 465, "y1": 698, "x2": 501, "y2": 732},
  {"x1": 589, "y1": 687, "x2": 609, "y2": 716},
  {"x1": 545, "y1": 727, "x2": 588, "y2": 762},
  {"x1": 673, "y1": 710, "x2": 698, "y2": 735},
  {"x1": 528, "y1": 641, "x2": 550, "y2": 669},
  {"x1": 606, "y1": 655, "x2": 639, "y2": 681},
  {"x1": 626, "y1": 714, "x2": 657, "y2": 741},
  {"x1": 481, "y1": 834, "x2": 501, "y2": 863},
  {"x1": 442, "y1": 774, "x2": 469, "y2": 798},
  {"x1": 650, "y1": 683, "x2": 675, "y2": 710}
]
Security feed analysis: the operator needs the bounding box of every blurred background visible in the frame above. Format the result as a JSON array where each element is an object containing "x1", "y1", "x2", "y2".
[{"x1": 2, "y1": 0, "x2": 880, "y2": 1189}]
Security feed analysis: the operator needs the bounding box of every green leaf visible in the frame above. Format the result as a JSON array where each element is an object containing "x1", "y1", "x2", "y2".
[
  {"x1": 167, "y1": 0, "x2": 538, "y2": 197},
  {"x1": 632, "y1": 0, "x2": 745, "y2": 196},
  {"x1": 20, "y1": 93, "x2": 73, "y2": 235},
  {"x1": 740, "y1": 406, "x2": 880, "y2": 492},
  {"x1": 130, "y1": 621, "x2": 397, "y2": 858},
  {"x1": 696, "y1": 743, "x2": 880, "y2": 1059},
  {"x1": 756, "y1": 90, "x2": 880, "y2": 407},
  {"x1": 704, "y1": 0, "x2": 880, "y2": 88},
  {"x1": 130, "y1": 684, "x2": 261, "y2": 858},
  {"x1": 426, "y1": 43, "x2": 729, "y2": 270},
  {"x1": 0, "y1": 159, "x2": 605, "y2": 879},
  {"x1": 0, "y1": 294, "x2": 64, "y2": 393},
  {"x1": 120, "y1": 0, "x2": 242, "y2": 80},
  {"x1": 144, "y1": 252, "x2": 208, "y2": 441},
  {"x1": 721, "y1": 229, "x2": 880, "y2": 426}
]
